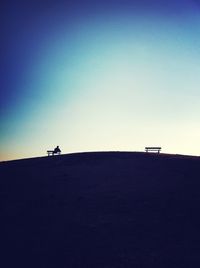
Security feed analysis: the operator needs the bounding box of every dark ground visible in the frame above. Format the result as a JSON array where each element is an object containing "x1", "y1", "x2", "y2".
[{"x1": 1, "y1": 152, "x2": 200, "y2": 268}]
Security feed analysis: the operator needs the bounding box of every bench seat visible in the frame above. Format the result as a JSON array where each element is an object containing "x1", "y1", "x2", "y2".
[{"x1": 47, "y1": 150, "x2": 61, "y2": 156}]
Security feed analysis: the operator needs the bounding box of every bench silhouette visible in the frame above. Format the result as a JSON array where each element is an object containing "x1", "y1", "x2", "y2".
[
  {"x1": 145, "y1": 147, "x2": 161, "y2": 154},
  {"x1": 47, "y1": 150, "x2": 61, "y2": 156}
]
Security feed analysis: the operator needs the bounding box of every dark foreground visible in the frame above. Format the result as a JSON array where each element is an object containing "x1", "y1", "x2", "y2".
[{"x1": 1, "y1": 152, "x2": 200, "y2": 267}]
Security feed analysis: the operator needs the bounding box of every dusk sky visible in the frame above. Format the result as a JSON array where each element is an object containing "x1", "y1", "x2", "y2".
[{"x1": 1, "y1": 0, "x2": 200, "y2": 161}]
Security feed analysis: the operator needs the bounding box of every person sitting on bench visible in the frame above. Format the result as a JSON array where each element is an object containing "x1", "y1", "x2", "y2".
[
  {"x1": 54, "y1": 146, "x2": 61, "y2": 154},
  {"x1": 47, "y1": 146, "x2": 61, "y2": 156}
]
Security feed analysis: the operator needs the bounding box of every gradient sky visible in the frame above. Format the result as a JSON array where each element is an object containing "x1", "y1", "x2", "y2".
[{"x1": 1, "y1": 0, "x2": 200, "y2": 161}]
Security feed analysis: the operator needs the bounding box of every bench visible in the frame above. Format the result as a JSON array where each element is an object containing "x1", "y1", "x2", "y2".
[
  {"x1": 145, "y1": 147, "x2": 161, "y2": 154},
  {"x1": 47, "y1": 150, "x2": 61, "y2": 156}
]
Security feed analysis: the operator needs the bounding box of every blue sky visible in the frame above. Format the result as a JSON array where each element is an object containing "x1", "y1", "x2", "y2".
[{"x1": 1, "y1": 0, "x2": 200, "y2": 160}]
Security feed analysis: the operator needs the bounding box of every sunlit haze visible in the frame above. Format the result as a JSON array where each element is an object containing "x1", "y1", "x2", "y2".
[{"x1": 1, "y1": 0, "x2": 200, "y2": 161}]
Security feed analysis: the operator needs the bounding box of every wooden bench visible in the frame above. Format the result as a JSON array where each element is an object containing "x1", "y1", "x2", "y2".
[
  {"x1": 145, "y1": 147, "x2": 161, "y2": 154},
  {"x1": 47, "y1": 150, "x2": 61, "y2": 156}
]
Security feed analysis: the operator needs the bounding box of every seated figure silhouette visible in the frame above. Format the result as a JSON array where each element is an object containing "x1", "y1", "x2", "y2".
[{"x1": 53, "y1": 146, "x2": 61, "y2": 155}]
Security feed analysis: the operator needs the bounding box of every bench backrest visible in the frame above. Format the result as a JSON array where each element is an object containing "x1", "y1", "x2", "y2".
[{"x1": 145, "y1": 147, "x2": 161, "y2": 150}]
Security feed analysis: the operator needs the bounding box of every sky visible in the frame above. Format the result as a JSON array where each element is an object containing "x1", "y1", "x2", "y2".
[{"x1": 1, "y1": 0, "x2": 200, "y2": 161}]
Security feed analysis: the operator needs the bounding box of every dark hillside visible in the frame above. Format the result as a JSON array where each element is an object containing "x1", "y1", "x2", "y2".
[{"x1": 1, "y1": 152, "x2": 200, "y2": 267}]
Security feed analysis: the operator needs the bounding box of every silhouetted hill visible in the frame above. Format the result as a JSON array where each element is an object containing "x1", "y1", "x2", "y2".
[{"x1": 1, "y1": 152, "x2": 200, "y2": 268}]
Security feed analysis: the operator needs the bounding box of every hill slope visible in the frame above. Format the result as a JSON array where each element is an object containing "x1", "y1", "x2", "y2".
[{"x1": 1, "y1": 152, "x2": 200, "y2": 267}]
